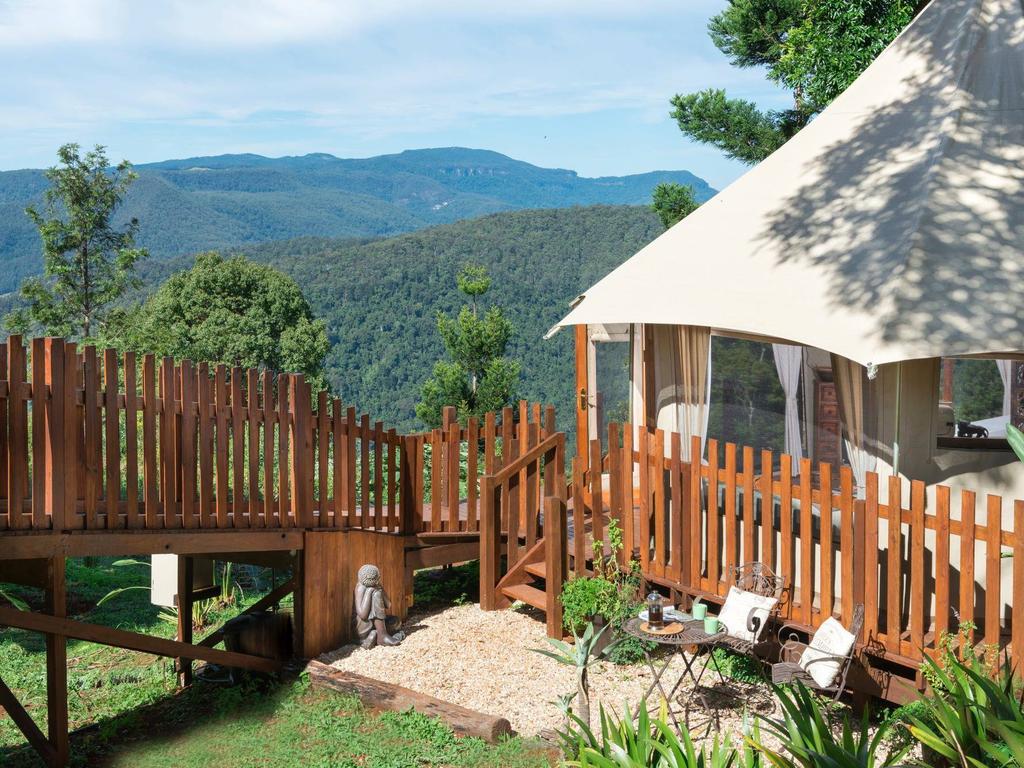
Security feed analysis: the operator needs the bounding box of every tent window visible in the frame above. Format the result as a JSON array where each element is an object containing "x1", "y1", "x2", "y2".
[
  {"x1": 936, "y1": 358, "x2": 1018, "y2": 449},
  {"x1": 707, "y1": 338, "x2": 792, "y2": 466}
]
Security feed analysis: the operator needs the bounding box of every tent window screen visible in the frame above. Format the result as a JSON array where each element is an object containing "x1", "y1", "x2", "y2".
[
  {"x1": 936, "y1": 358, "x2": 1020, "y2": 449},
  {"x1": 588, "y1": 324, "x2": 633, "y2": 453},
  {"x1": 707, "y1": 337, "x2": 793, "y2": 467}
]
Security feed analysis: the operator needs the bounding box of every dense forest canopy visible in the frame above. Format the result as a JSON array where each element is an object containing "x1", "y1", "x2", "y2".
[
  {"x1": 227, "y1": 205, "x2": 665, "y2": 439},
  {"x1": 0, "y1": 148, "x2": 714, "y2": 294}
]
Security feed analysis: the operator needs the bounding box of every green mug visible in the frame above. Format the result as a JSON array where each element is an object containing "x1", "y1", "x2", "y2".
[
  {"x1": 704, "y1": 616, "x2": 720, "y2": 634},
  {"x1": 691, "y1": 603, "x2": 707, "y2": 620}
]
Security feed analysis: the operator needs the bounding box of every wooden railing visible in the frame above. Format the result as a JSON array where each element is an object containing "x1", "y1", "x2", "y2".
[
  {"x1": 479, "y1": 427, "x2": 566, "y2": 614},
  {"x1": 579, "y1": 422, "x2": 1024, "y2": 670},
  {"x1": 0, "y1": 335, "x2": 553, "y2": 536},
  {"x1": 403, "y1": 402, "x2": 556, "y2": 534}
]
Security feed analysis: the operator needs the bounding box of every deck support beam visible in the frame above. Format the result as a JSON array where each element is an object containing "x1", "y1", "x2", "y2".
[
  {"x1": 0, "y1": 606, "x2": 280, "y2": 674},
  {"x1": 0, "y1": 674, "x2": 57, "y2": 766},
  {"x1": 45, "y1": 555, "x2": 68, "y2": 766},
  {"x1": 176, "y1": 556, "x2": 194, "y2": 687}
]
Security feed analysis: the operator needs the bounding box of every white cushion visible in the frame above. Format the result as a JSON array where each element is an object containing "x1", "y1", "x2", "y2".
[
  {"x1": 798, "y1": 617, "x2": 857, "y2": 689},
  {"x1": 718, "y1": 586, "x2": 777, "y2": 643}
]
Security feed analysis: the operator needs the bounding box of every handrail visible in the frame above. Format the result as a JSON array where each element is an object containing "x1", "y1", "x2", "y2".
[{"x1": 486, "y1": 432, "x2": 563, "y2": 485}]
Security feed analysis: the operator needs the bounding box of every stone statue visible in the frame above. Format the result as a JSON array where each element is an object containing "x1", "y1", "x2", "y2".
[{"x1": 354, "y1": 564, "x2": 405, "y2": 649}]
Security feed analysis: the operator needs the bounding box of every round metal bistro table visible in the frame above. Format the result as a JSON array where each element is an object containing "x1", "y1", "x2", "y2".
[{"x1": 622, "y1": 617, "x2": 727, "y2": 734}]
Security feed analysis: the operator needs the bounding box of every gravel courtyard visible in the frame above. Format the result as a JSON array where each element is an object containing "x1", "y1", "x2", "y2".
[{"x1": 319, "y1": 602, "x2": 779, "y2": 741}]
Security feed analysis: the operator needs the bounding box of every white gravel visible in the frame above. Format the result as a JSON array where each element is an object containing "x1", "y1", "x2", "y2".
[{"x1": 319, "y1": 602, "x2": 781, "y2": 743}]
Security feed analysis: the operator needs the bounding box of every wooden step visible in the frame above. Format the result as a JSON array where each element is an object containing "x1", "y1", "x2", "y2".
[
  {"x1": 500, "y1": 582, "x2": 546, "y2": 610},
  {"x1": 524, "y1": 561, "x2": 547, "y2": 580}
]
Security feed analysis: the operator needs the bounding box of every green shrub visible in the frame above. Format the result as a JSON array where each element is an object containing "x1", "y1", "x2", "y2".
[
  {"x1": 908, "y1": 651, "x2": 1024, "y2": 768},
  {"x1": 561, "y1": 575, "x2": 621, "y2": 633},
  {"x1": 560, "y1": 520, "x2": 653, "y2": 664},
  {"x1": 711, "y1": 648, "x2": 763, "y2": 684},
  {"x1": 561, "y1": 699, "x2": 747, "y2": 767},
  {"x1": 752, "y1": 682, "x2": 908, "y2": 768}
]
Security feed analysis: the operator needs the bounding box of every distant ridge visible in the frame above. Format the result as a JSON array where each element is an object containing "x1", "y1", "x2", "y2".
[{"x1": 0, "y1": 147, "x2": 714, "y2": 292}]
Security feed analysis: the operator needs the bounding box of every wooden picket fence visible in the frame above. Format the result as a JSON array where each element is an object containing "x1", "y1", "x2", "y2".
[
  {"x1": 408, "y1": 402, "x2": 558, "y2": 534},
  {"x1": 0, "y1": 335, "x2": 552, "y2": 535},
  {"x1": 574, "y1": 422, "x2": 1024, "y2": 671}
]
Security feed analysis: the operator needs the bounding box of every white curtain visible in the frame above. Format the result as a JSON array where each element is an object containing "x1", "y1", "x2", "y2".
[
  {"x1": 630, "y1": 324, "x2": 645, "y2": 443},
  {"x1": 830, "y1": 354, "x2": 877, "y2": 496},
  {"x1": 997, "y1": 359, "x2": 1013, "y2": 417},
  {"x1": 772, "y1": 344, "x2": 803, "y2": 474},
  {"x1": 652, "y1": 325, "x2": 712, "y2": 461}
]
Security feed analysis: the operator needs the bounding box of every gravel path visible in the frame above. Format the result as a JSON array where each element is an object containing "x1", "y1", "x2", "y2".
[{"x1": 319, "y1": 602, "x2": 780, "y2": 743}]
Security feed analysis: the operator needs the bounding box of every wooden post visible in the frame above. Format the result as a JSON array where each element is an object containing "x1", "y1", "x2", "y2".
[
  {"x1": 43, "y1": 339, "x2": 67, "y2": 531},
  {"x1": 176, "y1": 556, "x2": 193, "y2": 687},
  {"x1": 479, "y1": 476, "x2": 499, "y2": 611},
  {"x1": 292, "y1": 549, "x2": 305, "y2": 657},
  {"x1": 399, "y1": 436, "x2": 417, "y2": 534},
  {"x1": 45, "y1": 555, "x2": 68, "y2": 765},
  {"x1": 290, "y1": 376, "x2": 313, "y2": 528},
  {"x1": 544, "y1": 495, "x2": 567, "y2": 638}
]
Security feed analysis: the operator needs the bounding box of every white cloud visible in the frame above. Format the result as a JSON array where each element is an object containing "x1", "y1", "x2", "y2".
[
  {"x1": 0, "y1": 0, "x2": 720, "y2": 46},
  {"x1": 0, "y1": 0, "x2": 784, "y2": 182}
]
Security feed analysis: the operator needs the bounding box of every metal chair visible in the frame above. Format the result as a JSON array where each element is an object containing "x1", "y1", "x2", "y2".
[
  {"x1": 771, "y1": 603, "x2": 865, "y2": 701},
  {"x1": 713, "y1": 562, "x2": 788, "y2": 657}
]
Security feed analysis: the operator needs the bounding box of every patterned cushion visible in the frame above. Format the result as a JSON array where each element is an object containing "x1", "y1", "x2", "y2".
[
  {"x1": 798, "y1": 617, "x2": 856, "y2": 689},
  {"x1": 718, "y1": 586, "x2": 777, "y2": 643}
]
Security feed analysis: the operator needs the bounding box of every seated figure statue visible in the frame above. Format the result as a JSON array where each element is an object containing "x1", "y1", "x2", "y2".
[{"x1": 354, "y1": 564, "x2": 405, "y2": 649}]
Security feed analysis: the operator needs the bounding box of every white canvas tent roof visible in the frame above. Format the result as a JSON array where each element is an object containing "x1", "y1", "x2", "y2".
[{"x1": 558, "y1": 0, "x2": 1024, "y2": 367}]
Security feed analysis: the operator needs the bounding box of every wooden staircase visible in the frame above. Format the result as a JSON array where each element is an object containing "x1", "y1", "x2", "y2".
[
  {"x1": 478, "y1": 429, "x2": 569, "y2": 638},
  {"x1": 494, "y1": 539, "x2": 548, "y2": 610}
]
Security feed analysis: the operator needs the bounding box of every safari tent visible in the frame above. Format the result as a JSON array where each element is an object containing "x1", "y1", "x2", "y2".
[{"x1": 559, "y1": 0, "x2": 1024, "y2": 502}]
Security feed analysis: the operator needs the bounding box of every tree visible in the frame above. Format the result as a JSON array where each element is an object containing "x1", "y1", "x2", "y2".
[
  {"x1": 104, "y1": 252, "x2": 330, "y2": 387},
  {"x1": 650, "y1": 182, "x2": 701, "y2": 229},
  {"x1": 6, "y1": 143, "x2": 147, "y2": 339},
  {"x1": 671, "y1": 0, "x2": 917, "y2": 164},
  {"x1": 416, "y1": 264, "x2": 520, "y2": 428}
]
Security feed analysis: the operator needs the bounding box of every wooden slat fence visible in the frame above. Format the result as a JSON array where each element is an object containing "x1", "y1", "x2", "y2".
[
  {"x1": 0, "y1": 337, "x2": 552, "y2": 536},
  {"x1": 478, "y1": 409, "x2": 565, "y2": 609},
  {"x1": 583, "y1": 421, "x2": 1023, "y2": 669},
  {"x1": 410, "y1": 403, "x2": 556, "y2": 534}
]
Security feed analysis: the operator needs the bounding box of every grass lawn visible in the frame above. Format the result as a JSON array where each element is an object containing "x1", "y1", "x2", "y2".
[{"x1": 1, "y1": 559, "x2": 549, "y2": 767}]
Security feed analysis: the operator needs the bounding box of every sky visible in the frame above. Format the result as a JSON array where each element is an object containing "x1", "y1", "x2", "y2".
[{"x1": 0, "y1": 1, "x2": 791, "y2": 189}]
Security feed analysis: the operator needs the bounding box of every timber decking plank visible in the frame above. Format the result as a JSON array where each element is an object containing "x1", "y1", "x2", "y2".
[
  {"x1": 819, "y1": 463, "x2": 834, "y2": 620},
  {"x1": 7, "y1": 338, "x2": 26, "y2": 530},
  {"x1": 215, "y1": 365, "x2": 229, "y2": 528},
  {"x1": 799, "y1": 458, "x2": 812, "y2": 625},
  {"x1": 840, "y1": 467, "x2": 854, "y2": 627},
  {"x1": 961, "y1": 490, "x2": 977, "y2": 644},
  {"x1": 179, "y1": 360, "x2": 196, "y2": 529},
  {"x1": 231, "y1": 367, "x2": 247, "y2": 528},
  {"x1": 198, "y1": 363, "x2": 214, "y2": 528},
  {"x1": 249, "y1": 370, "x2": 262, "y2": 528},
  {"x1": 123, "y1": 351, "x2": 139, "y2": 529},
  {"x1": 103, "y1": 348, "x2": 121, "y2": 528},
  {"x1": 985, "y1": 494, "x2": 1002, "y2": 648},
  {"x1": 31, "y1": 339, "x2": 47, "y2": 529},
  {"x1": 864, "y1": 472, "x2": 880, "y2": 641},
  {"x1": 83, "y1": 346, "x2": 101, "y2": 529},
  {"x1": 142, "y1": 355, "x2": 158, "y2": 529}
]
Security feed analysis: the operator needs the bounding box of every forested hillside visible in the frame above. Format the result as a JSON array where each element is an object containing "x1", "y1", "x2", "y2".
[
  {"x1": 0, "y1": 148, "x2": 712, "y2": 293},
  {"x1": 230, "y1": 205, "x2": 664, "y2": 434}
]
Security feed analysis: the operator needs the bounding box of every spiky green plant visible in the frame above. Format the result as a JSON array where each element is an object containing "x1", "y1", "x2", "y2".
[
  {"x1": 562, "y1": 699, "x2": 747, "y2": 768},
  {"x1": 531, "y1": 621, "x2": 617, "y2": 728},
  {"x1": 908, "y1": 651, "x2": 1024, "y2": 768},
  {"x1": 752, "y1": 683, "x2": 907, "y2": 768}
]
